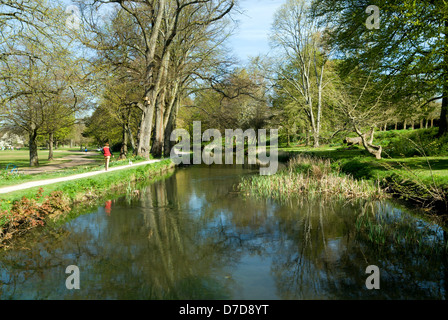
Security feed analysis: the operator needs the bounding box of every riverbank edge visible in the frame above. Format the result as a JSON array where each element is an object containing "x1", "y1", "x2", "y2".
[
  {"x1": 0, "y1": 156, "x2": 155, "y2": 189},
  {"x1": 282, "y1": 151, "x2": 448, "y2": 213},
  {"x1": 0, "y1": 159, "x2": 175, "y2": 247}
]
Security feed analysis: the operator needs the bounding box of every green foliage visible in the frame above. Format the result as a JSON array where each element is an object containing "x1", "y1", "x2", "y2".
[
  {"x1": 375, "y1": 128, "x2": 448, "y2": 157},
  {"x1": 339, "y1": 158, "x2": 376, "y2": 180},
  {"x1": 310, "y1": 0, "x2": 447, "y2": 134}
]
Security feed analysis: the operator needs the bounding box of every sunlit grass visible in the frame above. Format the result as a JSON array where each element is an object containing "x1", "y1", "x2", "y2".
[
  {"x1": 0, "y1": 159, "x2": 174, "y2": 213},
  {"x1": 0, "y1": 152, "x2": 151, "y2": 188},
  {"x1": 0, "y1": 149, "x2": 77, "y2": 169},
  {"x1": 277, "y1": 143, "x2": 448, "y2": 207}
]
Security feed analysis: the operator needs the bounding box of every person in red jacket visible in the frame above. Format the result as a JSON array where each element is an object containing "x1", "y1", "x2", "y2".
[{"x1": 102, "y1": 142, "x2": 114, "y2": 171}]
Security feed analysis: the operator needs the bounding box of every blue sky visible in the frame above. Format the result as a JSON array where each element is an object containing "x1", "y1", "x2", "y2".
[{"x1": 228, "y1": 0, "x2": 286, "y2": 65}]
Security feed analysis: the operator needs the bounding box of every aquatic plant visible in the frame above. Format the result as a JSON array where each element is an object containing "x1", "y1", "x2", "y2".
[
  {"x1": 238, "y1": 155, "x2": 385, "y2": 201},
  {"x1": 354, "y1": 202, "x2": 448, "y2": 255}
]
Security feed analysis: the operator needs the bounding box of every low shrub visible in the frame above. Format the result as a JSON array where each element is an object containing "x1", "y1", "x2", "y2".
[{"x1": 339, "y1": 158, "x2": 376, "y2": 180}]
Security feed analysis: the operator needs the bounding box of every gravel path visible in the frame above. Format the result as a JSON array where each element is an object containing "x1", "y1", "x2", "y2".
[{"x1": 19, "y1": 151, "x2": 99, "y2": 174}]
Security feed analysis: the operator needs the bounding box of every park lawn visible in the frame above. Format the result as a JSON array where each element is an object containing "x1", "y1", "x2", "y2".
[
  {"x1": 0, "y1": 149, "x2": 82, "y2": 170},
  {"x1": 0, "y1": 154, "x2": 157, "y2": 188},
  {"x1": 0, "y1": 148, "x2": 102, "y2": 188}
]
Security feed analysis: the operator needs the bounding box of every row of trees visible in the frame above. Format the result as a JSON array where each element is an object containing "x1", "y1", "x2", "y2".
[
  {"x1": 0, "y1": 0, "x2": 90, "y2": 165},
  {"x1": 1, "y1": 0, "x2": 446, "y2": 165},
  {"x1": 0, "y1": 0, "x2": 239, "y2": 165},
  {"x1": 251, "y1": 0, "x2": 447, "y2": 159}
]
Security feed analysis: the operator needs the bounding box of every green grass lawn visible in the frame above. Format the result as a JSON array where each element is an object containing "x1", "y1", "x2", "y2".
[
  {"x1": 0, "y1": 149, "x2": 156, "y2": 188},
  {"x1": 0, "y1": 149, "x2": 83, "y2": 170}
]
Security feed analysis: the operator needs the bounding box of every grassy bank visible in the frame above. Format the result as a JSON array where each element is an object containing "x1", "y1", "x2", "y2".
[
  {"x1": 239, "y1": 155, "x2": 385, "y2": 201},
  {"x1": 278, "y1": 128, "x2": 448, "y2": 210},
  {"x1": 281, "y1": 149, "x2": 447, "y2": 209},
  {"x1": 0, "y1": 151, "x2": 151, "y2": 188},
  {"x1": 0, "y1": 159, "x2": 174, "y2": 248}
]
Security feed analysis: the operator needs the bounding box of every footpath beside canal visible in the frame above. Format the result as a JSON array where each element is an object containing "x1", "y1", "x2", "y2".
[
  {"x1": 0, "y1": 159, "x2": 164, "y2": 194},
  {"x1": 0, "y1": 159, "x2": 175, "y2": 248}
]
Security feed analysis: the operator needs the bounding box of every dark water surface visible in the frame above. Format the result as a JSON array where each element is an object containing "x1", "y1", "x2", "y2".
[{"x1": 0, "y1": 164, "x2": 447, "y2": 299}]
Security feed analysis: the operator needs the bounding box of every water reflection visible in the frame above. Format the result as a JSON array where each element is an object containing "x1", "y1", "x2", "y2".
[{"x1": 0, "y1": 165, "x2": 446, "y2": 299}]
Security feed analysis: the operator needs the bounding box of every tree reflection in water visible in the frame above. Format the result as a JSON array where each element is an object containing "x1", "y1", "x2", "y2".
[{"x1": 0, "y1": 165, "x2": 446, "y2": 299}]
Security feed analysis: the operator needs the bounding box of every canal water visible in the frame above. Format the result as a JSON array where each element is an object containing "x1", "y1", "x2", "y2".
[{"x1": 0, "y1": 164, "x2": 447, "y2": 299}]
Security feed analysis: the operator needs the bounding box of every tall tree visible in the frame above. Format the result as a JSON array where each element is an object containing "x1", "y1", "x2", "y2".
[
  {"x1": 0, "y1": 0, "x2": 86, "y2": 166},
  {"x1": 333, "y1": 66, "x2": 389, "y2": 159},
  {"x1": 269, "y1": 0, "x2": 329, "y2": 148},
  {"x1": 80, "y1": 0, "x2": 235, "y2": 159},
  {"x1": 311, "y1": 0, "x2": 448, "y2": 136}
]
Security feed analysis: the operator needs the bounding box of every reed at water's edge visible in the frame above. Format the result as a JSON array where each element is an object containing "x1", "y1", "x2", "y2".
[
  {"x1": 239, "y1": 155, "x2": 448, "y2": 254},
  {"x1": 238, "y1": 155, "x2": 385, "y2": 201}
]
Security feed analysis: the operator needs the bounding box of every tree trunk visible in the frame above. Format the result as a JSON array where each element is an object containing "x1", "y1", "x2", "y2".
[
  {"x1": 48, "y1": 132, "x2": 54, "y2": 161},
  {"x1": 29, "y1": 128, "x2": 39, "y2": 167},
  {"x1": 354, "y1": 125, "x2": 382, "y2": 159},
  {"x1": 163, "y1": 97, "x2": 179, "y2": 157},
  {"x1": 136, "y1": 98, "x2": 155, "y2": 159},
  {"x1": 150, "y1": 90, "x2": 166, "y2": 158},
  {"x1": 394, "y1": 121, "x2": 398, "y2": 130},
  {"x1": 425, "y1": 119, "x2": 429, "y2": 129},
  {"x1": 119, "y1": 123, "x2": 128, "y2": 160},
  {"x1": 151, "y1": 50, "x2": 171, "y2": 158},
  {"x1": 312, "y1": 132, "x2": 319, "y2": 148},
  {"x1": 383, "y1": 123, "x2": 387, "y2": 131},
  {"x1": 135, "y1": 0, "x2": 166, "y2": 159},
  {"x1": 403, "y1": 119, "x2": 407, "y2": 130},
  {"x1": 420, "y1": 119, "x2": 424, "y2": 129},
  {"x1": 439, "y1": 93, "x2": 448, "y2": 135},
  {"x1": 305, "y1": 128, "x2": 310, "y2": 146},
  {"x1": 312, "y1": 55, "x2": 324, "y2": 149},
  {"x1": 134, "y1": 107, "x2": 144, "y2": 156},
  {"x1": 437, "y1": 19, "x2": 448, "y2": 136},
  {"x1": 431, "y1": 118, "x2": 434, "y2": 128},
  {"x1": 411, "y1": 120, "x2": 415, "y2": 129},
  {"x1": 128, "y1": 125, "x2": 136, "y2": 154}
]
